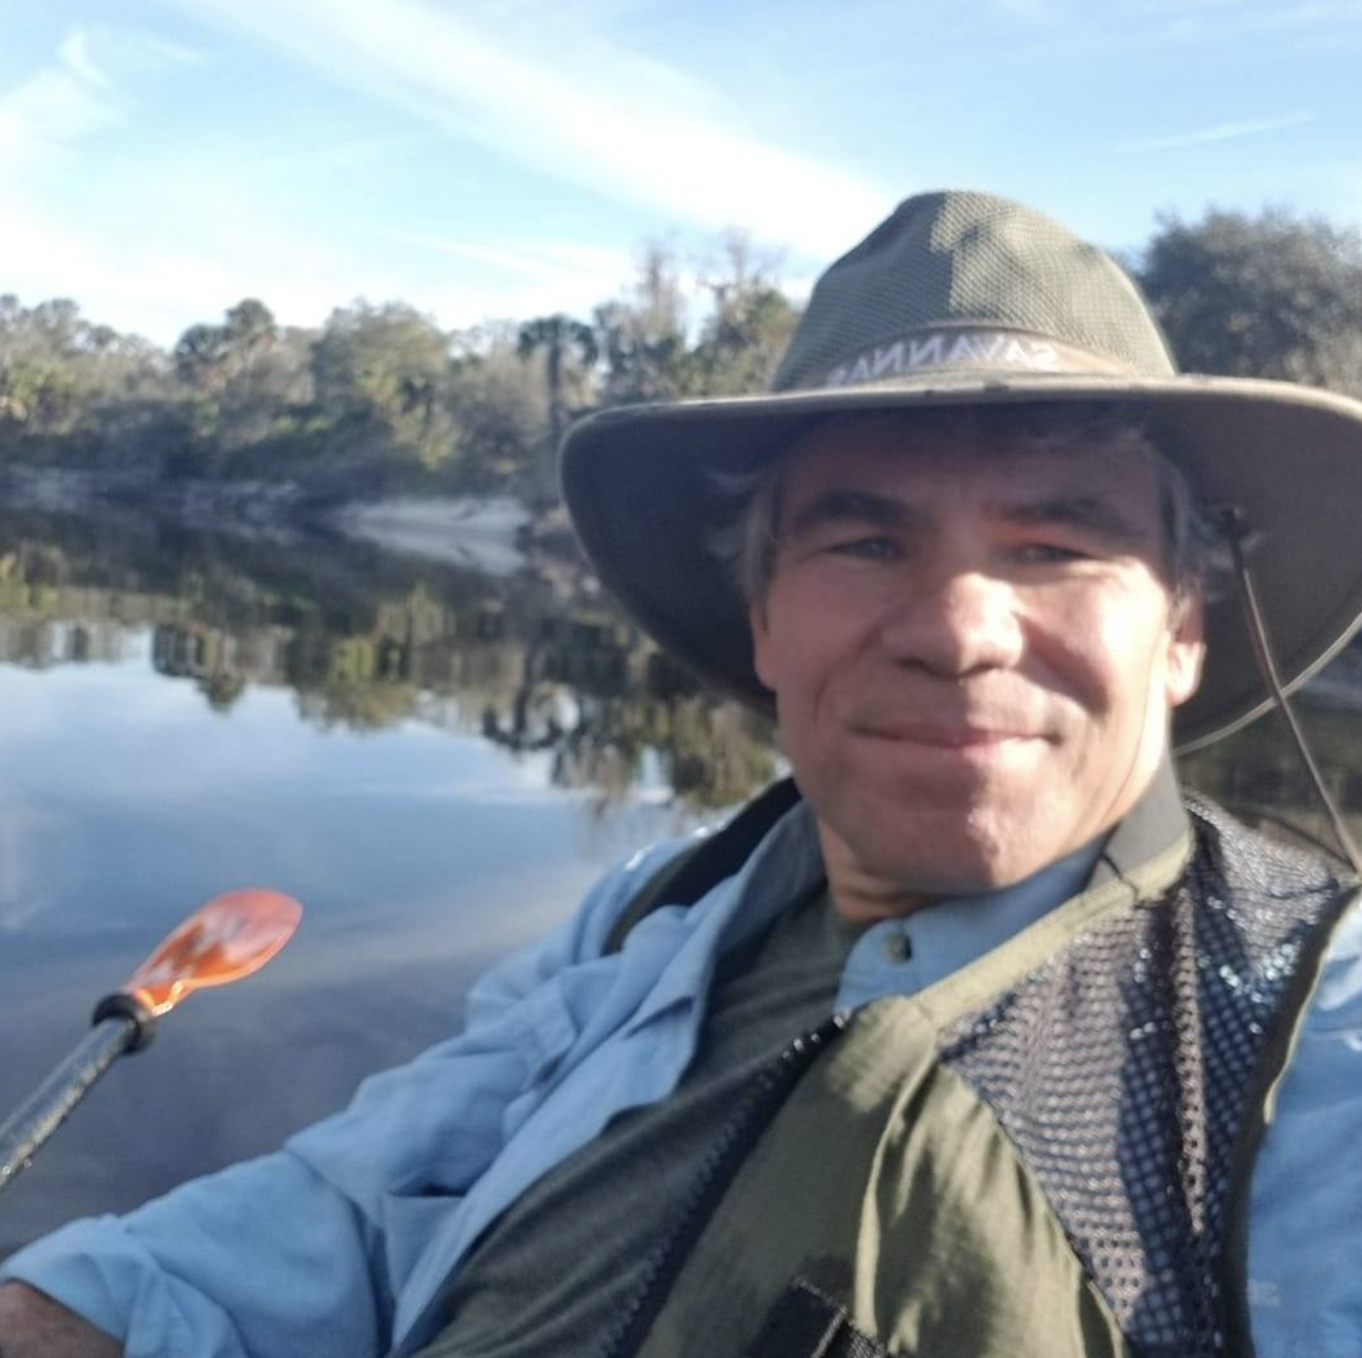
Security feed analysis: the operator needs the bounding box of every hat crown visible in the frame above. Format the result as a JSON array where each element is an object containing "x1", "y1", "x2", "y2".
[{"x1": 773, "y1": 190, "x2": 1177, "y2": 391}]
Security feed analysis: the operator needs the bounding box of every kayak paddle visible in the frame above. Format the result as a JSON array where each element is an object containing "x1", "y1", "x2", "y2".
[{"x1": 0, "y1": 888, "x2": 302, "y2": 1197}]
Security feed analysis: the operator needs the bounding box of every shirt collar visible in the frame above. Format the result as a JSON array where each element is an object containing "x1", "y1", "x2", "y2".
[
  {"x1": 1089, "y1": 757, "x2": 1190, "y2": 888},
  {"x1": 830, "y1": 757, "x2": 1190, "y2": 1009}
]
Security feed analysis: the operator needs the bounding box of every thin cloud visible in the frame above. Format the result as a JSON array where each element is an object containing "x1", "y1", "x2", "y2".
[
  {"x1": 1127, "y1": 0, "x2": 1360, "y2": 44},
  {"x1": 0, "y1": 192, "x2": 411, "y2": 342},
  {"x1": 1168, "y1": 0, "x2": 1360, "y2": 40},
  {"x1": 166, "y1": 0, "x2": 894, "y2": 259},
  {"x1": 0, "y1": 29, "x2": 416, "y2": 340},
  {"x1": 985, "y1": 0, "x2": 1069, "y2": 25},
  {"x1": 394, "y1": 231, "x2": 631, "y2": 289},
  {"x1": 384, "y1": 230, "x2": 648, "y2": 330},
  {"x1": 0, "y1": 30, "x2": 118, "y2": 170},
  {"x1": 1116, "y1": 111, "x2": 1314, "y2": 154},
  {"x1": 0, "y1": 184, "x2": 630, "y2": 344},
  {"x1": 0, "y1": 26, "x2": 203, "y2": 175}
]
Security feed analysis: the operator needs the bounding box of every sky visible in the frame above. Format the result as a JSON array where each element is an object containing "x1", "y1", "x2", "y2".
[{"x1": 1, "y1": 0, "x2": 1360, "y2": 347}]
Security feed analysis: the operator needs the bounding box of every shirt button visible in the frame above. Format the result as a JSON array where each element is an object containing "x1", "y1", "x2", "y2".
[{"x1": 882, "y1": 930, "x2": 913, "y2": 963}]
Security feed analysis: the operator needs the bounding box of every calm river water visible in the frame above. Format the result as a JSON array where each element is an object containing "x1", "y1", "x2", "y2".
[{"x1": 0, "y1": 498, "x2": 1360, "y2": 1255}]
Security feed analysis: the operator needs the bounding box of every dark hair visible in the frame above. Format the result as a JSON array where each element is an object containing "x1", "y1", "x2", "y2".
[{"x1": 709, "y1": 404, "x2": 1228, "y2": 617}]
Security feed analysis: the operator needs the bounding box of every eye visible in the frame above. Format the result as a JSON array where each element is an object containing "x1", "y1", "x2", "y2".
[
  {"x1": 1013, "y1": 541, "x2": 1089, "y2": 565},
  {"x1": 828, "y1": 535, "x2": 901, "y2": 562}
]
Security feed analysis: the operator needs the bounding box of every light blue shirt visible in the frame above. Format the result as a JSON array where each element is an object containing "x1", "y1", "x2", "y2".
[{"x1": 3, "y1": 797, "x2": 1360, "y2": 1358}]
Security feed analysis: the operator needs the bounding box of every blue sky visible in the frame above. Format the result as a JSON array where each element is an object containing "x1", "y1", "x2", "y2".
[{"x1": 2, "y1": 0, "x2": 1359, "y2": 346}]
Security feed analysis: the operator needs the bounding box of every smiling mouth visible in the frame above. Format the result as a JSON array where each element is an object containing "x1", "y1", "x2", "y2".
[{"x1": 852, "y1": 723, "x2": 1044, "y2": 748}]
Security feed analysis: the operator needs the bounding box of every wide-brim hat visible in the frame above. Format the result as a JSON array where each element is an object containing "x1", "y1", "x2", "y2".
[{"x1": 560, "y1": 190, "x2": 1362, "y2": 749}]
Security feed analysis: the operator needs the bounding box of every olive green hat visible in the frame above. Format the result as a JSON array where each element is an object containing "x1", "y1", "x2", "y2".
[{"x1": 560, "y1": 189, "x2": 1362, "y2": 749}]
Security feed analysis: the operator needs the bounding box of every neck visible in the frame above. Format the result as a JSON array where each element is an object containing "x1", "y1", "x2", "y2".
[
  {"x1": 813, "y1": 828, "x2": 927, "y2": 921},
  {"x1": 821, "y1": 836, "x2": 1104, "y2": 926},
  {"x1": 820, "y1": 757, "x2": 1186, "y2": 924},
  {"x1": 826, "y1": 870, "x2": 933, "y2": 925}
]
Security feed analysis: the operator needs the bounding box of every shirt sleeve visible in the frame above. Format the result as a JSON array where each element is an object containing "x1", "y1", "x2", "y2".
[
  {"x1": 1247, "y1": 891, "x2": 1362, "y2": 1358},
  {"x1": 2, "y1": 1153, "x2": 387, "y2": 1358},
  {"x1": 0, "y1": 837, "x2": 693, "y2": 1358}
]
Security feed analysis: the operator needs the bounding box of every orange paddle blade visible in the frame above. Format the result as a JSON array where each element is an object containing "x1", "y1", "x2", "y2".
[{"x1": 121, "y1": 889, "x2": 303, "y2": 1016}]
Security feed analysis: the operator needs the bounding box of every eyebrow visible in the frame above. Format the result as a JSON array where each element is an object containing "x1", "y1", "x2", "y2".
[
  {"x1": 781, "y1": 487, "x2": 1151, "y2": 549},
  {"x1": 782, "y1": 489, "x2": 922, "y2": 540},
  {"x1": 1001, "y1": 495, "x2": 1151, "y2": 548}
]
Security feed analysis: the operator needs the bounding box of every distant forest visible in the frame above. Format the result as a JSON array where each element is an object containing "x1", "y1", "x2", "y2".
[{"x1": 2, "y1": 207, "x2": 1361, "y2": 506}]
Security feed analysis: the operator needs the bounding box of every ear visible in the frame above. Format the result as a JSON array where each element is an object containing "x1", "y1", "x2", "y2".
[
  {"x1": 1165, "y1": 592, "x2": 1206, "y2": 709},
  {"x1": 749, "y1": 599, "x2": 777, "y2": 691}
]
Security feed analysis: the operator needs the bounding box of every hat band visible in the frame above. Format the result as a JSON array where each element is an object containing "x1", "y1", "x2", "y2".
[{"x1": 817, "y1": 325, "x2": 1140, "y2": 390}]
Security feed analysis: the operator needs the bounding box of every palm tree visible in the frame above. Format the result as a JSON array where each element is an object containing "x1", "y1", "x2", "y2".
[{"x1": 516, "y1": 314, "x2": 598, "y2": 453}]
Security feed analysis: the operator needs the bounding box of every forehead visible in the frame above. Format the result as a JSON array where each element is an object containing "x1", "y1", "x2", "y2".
[{"x1": 776, "y1": 412, "x2": 1162, "y2": 521}]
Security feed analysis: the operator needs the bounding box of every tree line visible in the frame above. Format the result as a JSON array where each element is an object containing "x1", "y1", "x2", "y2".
[{"x1": 2, "y1": 207, "x2": 1360, "y2": 506}]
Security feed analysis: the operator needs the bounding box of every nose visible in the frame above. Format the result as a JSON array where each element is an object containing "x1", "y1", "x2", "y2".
[{"x1": 876, "y1": 565, "x2": 1025, "y2": 678}]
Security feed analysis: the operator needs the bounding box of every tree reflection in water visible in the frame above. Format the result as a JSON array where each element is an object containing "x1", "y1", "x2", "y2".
[
  {"x1": 3, "y1": 500, "x2": 1362, "y2": 834},
  {"x1": 0, "y1": 503, "x2": 778, "y2": 813}
]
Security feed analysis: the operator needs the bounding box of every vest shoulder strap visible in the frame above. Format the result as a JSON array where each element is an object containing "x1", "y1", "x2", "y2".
[{"x1": 604, "y1": 778, "x2": 803, "y2": 955}]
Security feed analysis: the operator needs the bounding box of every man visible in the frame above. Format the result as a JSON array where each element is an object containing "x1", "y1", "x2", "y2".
[{"x1": 3, "y1": 190, "x2": 1362, "y2": 1357}]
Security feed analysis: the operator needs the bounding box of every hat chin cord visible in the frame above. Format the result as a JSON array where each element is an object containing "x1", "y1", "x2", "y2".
[{"x1": 1222, "y1": 508, "x2": 1362, "y2": 877}]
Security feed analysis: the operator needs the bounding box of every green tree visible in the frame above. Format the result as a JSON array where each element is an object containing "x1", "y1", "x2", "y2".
[
  {"x1": 170, "y1": 299, "x2": 308, "y2": 467},
  {"x1": 447, "y1": 325, "x2": 546, "y2": 491},
  {"x1": 310, "y1": 301, "x2": 456, "y2": 470},
  {"x1": 173, "y1": 298, "x2": 278, "y2": 393},
  {"x1": 0, "y1": 297, "x2": 72, "y2": 429},
  {"x1": 517, "y1": 313, "x2": 598, "y2": 497},
  {"x1": 224, "y1": 298, "x2": 276, "y2": 354},
  {"x1": 173, "y1": 323, "x2": 232, "y2": 392},
  {"x1": 0, "y1": 296, "x2": 168, "y2": 439},
  {"x1": 687, "y1": 233, "x2": 800, "y2": 397},
  {"x1": 1137, "y1": 208, "x2": 1362, "y2": 395},
  {"x1": 594, "y1": 243, "x2": 690, "y2": 406},
  {"x1": 517, "y1": 314, "x2": 597, "y2": 447}
]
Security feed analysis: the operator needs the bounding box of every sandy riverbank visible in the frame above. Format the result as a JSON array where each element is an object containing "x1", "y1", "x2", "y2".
[
  {"x1": 0, "y1": 465, "x2": 543, "y2": 573},
  {"x1": 327, "y1": 496, "x2": 532, "y2": 574}
]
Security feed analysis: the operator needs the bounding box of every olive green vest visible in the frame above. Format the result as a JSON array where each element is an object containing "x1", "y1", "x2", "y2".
[{"x1": 614, "y1": 801, "x2": 1354, "y2": 1358}]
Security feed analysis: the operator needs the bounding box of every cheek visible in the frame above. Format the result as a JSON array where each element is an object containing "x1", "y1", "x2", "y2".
[
  {"x1": 752, "y1": 579, "x2": 864, "y2": 696},
  {"x1": 1029, "y1": 585, "x2": 1170, "y2": 720}
]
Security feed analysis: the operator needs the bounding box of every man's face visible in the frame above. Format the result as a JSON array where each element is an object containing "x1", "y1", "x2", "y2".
[{"x1": 749, "y1": 414, "x2": 1206, "y2": 919}]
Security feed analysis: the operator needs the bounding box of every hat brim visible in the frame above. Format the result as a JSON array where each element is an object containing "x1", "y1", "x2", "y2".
[{"x1": 560, "y1": 373, "x2": 1362, "y2": 750}]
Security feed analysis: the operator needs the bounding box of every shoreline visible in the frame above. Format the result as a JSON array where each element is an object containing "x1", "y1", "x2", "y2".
[{"x1": 0, "y1": 463, "x2": 569, "y2": 574}]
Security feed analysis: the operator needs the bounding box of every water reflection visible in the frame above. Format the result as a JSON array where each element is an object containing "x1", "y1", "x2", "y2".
[
  {"x1": 3, "y1": 501, "x2": 1362, "y2": 831},
  {"x1": 4, "y1": 496, "x2": 1362, "y2": 838},
  {"x1": 0, "y1": 503, "x2": 778, "y2": 811},
  {"x1": 0, "y1": 502, "x2": 785, "y2": 1253}
]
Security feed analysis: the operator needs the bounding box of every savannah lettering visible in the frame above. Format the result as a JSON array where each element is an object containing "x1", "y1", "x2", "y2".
[{"x1": 827, "y1": 330, "x2": 1062, "y2": 385}]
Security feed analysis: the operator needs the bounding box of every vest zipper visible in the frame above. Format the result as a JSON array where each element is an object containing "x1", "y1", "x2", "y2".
[{"x1": 598, "y1": 1010, "x2": 851, "y2": 1358}]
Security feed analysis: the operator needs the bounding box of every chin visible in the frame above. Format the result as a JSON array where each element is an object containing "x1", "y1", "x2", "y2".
[
  {"x1": 856, "y1": 838, "x2": 1016, "y2": 898},
  {"x1": 852, "y1": 811, "x2": 1067, "y2": 898}
]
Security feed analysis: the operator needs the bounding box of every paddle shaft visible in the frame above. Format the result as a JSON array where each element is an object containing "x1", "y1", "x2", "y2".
[
  {"x1": 0, "y1": 890, "x2": 300, "y2": 1201},
  {"x1": 0, "y1": 1014, "x2": 142, "y2": 1197}
]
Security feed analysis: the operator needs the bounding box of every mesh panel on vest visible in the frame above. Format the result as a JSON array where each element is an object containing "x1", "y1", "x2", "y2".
[{"x1": 939, "y1": 800, "x2": 1351, "y2": 1358}]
